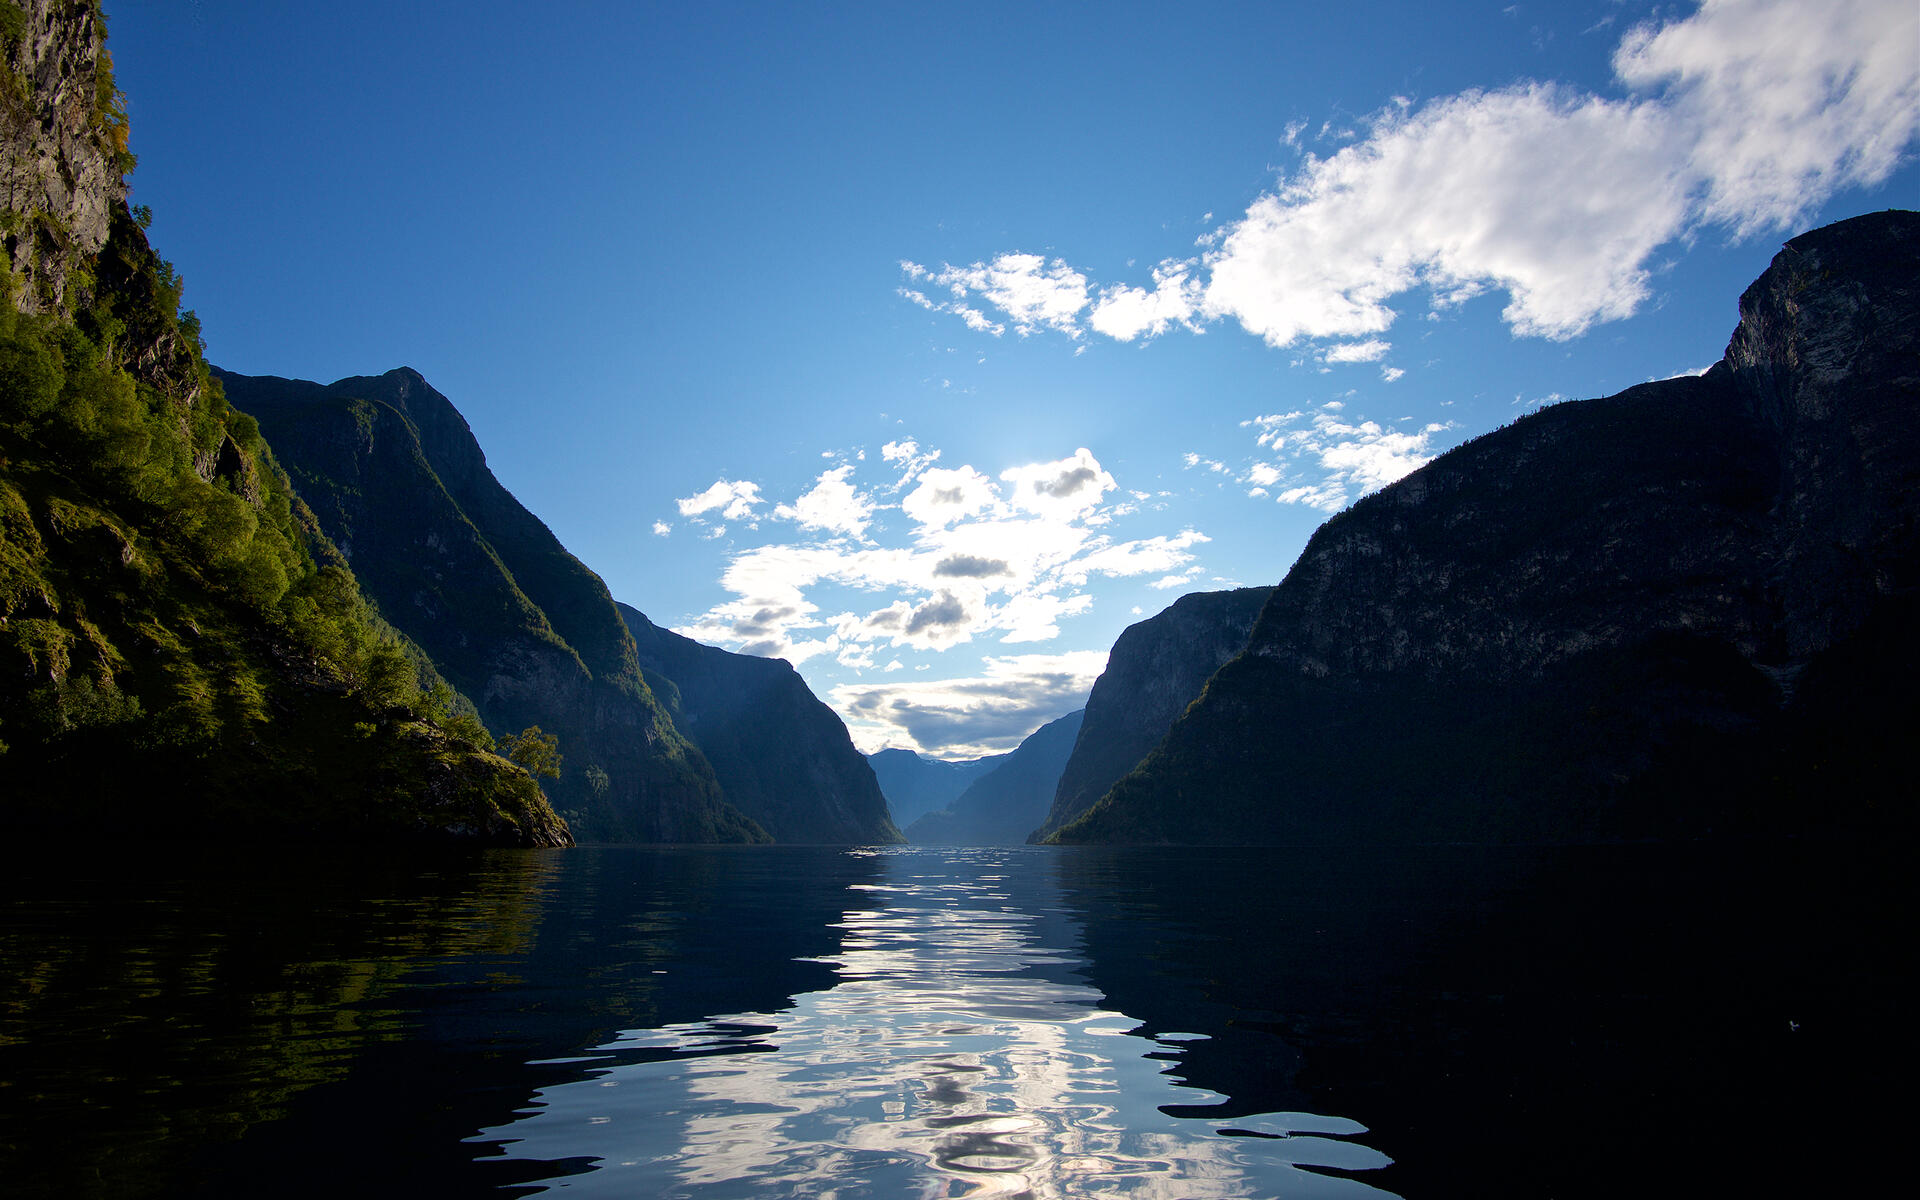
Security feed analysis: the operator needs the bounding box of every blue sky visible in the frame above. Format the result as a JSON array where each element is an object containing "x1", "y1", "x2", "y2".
[{"x1": 106, "y1": 1, "x2": 1918, "y2": 757}]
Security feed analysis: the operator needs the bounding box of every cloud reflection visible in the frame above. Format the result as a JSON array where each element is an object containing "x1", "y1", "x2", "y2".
[{"x1": 477, "y1": 848, "x2": 1396, "y2": 1198}]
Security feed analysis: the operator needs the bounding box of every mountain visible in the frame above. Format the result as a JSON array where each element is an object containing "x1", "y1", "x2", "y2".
[
  {"x1": 1031, "y1": 587, "x2": 1272, "y2": 842},
  {"x1": 218, "y1": 367, "x2": 765, "y2": 844},
  {"x1": 1056, "y1": 211, "x2": 1919, "y2": 845},
  {"x1": 617, "y1": 602, "x2": 902, "y2": 844},
  {"x1": 866, "y1": 747, "x2": 1008, "y2": 829},
  {"x1": 0, "y1": 1, "x2": 566, "y2": 845},
  {"x1": 906, "y1": 709, "x2": 1084, "y2": 845}
]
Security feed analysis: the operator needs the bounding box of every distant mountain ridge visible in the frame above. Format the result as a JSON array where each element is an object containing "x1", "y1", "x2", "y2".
[
  {"x1": 1057, "y1": 211, "x2": 1920, "y2": 844},
  {"x1": 906, "y1": 709, "x2": 1084, "y2": 845},
  {"x1": 619, "y1": 603, "x2": 902, "y2": 844},
  {"x1": 867, "y1": 748, "x2": 1008, "y2": 830}
]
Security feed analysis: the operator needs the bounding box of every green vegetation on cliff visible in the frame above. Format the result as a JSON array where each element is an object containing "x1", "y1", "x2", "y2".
[
  {"x1": 0, "y1": 3, "x2": 567, "y2": 845},
  {"x1": 218, "y1": 369, "x2": 767, "y2": 844}
]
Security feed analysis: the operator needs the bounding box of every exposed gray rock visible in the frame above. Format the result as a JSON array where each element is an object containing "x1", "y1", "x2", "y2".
[{"x1": 1, "y1": 0, "x2": 124, "y2": 315}]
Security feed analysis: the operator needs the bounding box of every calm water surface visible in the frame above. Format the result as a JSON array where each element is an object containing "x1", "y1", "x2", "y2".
[{"x1": 0, "y1": 841, "x2": 1895, "y2": 1197}]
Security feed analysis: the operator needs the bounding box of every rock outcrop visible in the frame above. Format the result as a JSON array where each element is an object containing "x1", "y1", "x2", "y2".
[
  {"x1": 1032, "y1": 587, "x2": 1271, "y2": 841},
  {"x1": 1, "y1": 0, "x2": 125, "y2": 316},
  {"x1": 1, "y1": 3, "x2": 568, "y2": 847},
  {"x1": 220, "y1": 367, "x2": 765, "y2": 844},
  {"x1": 907, "y1": 709, "x2": 1083, "y2": 845},
  {"x1": 1056, "y1": 211, "x2": 1919, "y2": 845},
  {"x1": 619, "y1": 602, "x2": 902, "y2": 844}
]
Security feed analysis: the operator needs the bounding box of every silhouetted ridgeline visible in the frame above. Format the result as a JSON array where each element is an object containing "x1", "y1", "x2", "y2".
[
  {"x1": 1034, "y1": 587, "x2": 1272, "y2": 841},
  {"x1": 907, "y1": 708, "x2": 1083, "y2": 844},
  {"x1": 1, "y1": 1, "x2": 567, "y2": 845},
  {"x1": 1057, "y1": 211, "x2": 1919, "y2": 845},
  {"x1": 620, "y1": 602, "x2": 902, "y2": 844}
]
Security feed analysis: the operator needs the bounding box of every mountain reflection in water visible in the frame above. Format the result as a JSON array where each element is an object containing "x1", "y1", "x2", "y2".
[
  {"x1": 2, "y1": 840, "x2": 1893, "y2": 1198},
  {"x1": 479, "y1": 847, "x2": 1393, "y2": 1198}
]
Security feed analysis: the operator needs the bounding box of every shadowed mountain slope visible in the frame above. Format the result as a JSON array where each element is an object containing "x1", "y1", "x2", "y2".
[
  {"x1": 1033, "y1": 587, "x2": 1272, "y2": 842},
  {"x1": 219, "y1": 367, "x2": 765, "y2": 844},
  {"x1": 618, "y1": 602, "x2": 902, "y2": 844},
  {"x1": 1057, "y1": 211, "x2": 1920, "y2": 845}
]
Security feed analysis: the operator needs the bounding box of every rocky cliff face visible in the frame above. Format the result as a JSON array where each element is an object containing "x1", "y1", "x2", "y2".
[
  {"x1": 1057, "y1": 211, "x2": 1918, "y2": 845},
  {"x1": 619, "y1": 602, "x2": 902, "y2": 844},
  {"x1": 1033, "y1": 587, "x2": 1271, "y2": 841},
  {"x1": 2, "y1": 2, "x2": 568, "y2": 847},
  {"x1": 907, "y1": 709, "x2": 1083, "y2": 845},
  {"x1": 220, "y1": 367, "x2": 765, "y2": 844},
  {"x1": 1, "y1": 0, "x2": 125, "y2": 317},
  {"x1": 866, "y1": 747, "x2": 1008, "y2": 829}
]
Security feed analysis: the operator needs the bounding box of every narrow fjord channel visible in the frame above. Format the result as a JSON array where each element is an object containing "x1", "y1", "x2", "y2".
[{"x1": 2, "y1": 840, "x2": 1889, "y2": 1197}]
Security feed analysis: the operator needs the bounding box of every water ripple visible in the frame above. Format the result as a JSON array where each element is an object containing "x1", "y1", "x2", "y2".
[{"x1": 477, "y1": 848, "x2": 1397, "y2": 1198}]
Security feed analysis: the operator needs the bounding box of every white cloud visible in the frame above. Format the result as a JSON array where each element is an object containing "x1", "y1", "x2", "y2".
[
  {"x1": 1381, "y1": 366, "x2": 1406, "y2": 383},
  {"x1": 774, "y1": 465, "x2": 875, "y2": 539},
  {"x1": 926, "y1": 253, "x2": 1090, "y2": 338},
  {"x1": 1060, "y1": 530, "x2": 1210, "y2": 585},
  {"x1": 1087, "y1": 261, "x2": 1202, "y2": 341},
  {"x1": 832, "y1": 650, "x2": 1109, "y2": 756},
  {"x1": 952, "y1": 305, "x2": 1004, "y2": 336},
  {"x1": 906, "y1": 0, "x2": 1919, "y2": 349},
  {"x1": 1323, "y1": 338, "x2": 1392, "y2": 363},
  {"x1": 1202, "y1": 83, "x2": 1687, "y2": 343},
  {"x1": 1614, "y1": 0, "x2": 1920, "y2": 236},
  {"x1": 1243, "y1": 412, "x2": 1305, "y2": 449},
  {"x1": 1243, "y1": 409, "x2": 1452, "y2": 513},
  {"x1": 675, "y1": 448, "x2": 1204, "y2": 665},
  {"x1": 901, "y1": 465, "x2": 998, "y2": 528},
  {"x1": 677, "y1": 479, "x2": 764, "y2": 522},
  {"x1": 994, "y1": 591, "x2": 1095, "y2": 644},
  {"x1": 999, "y1": 448, "x2": 1116, "y2": 521},
  {"x1": 651, "y1": 520, "x2": 671, "y2": 537},
  {"x1": 880, "y1": 438, "x2": 940, "y2": 487}
]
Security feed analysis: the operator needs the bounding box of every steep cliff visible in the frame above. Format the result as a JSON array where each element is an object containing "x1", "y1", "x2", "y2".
[
  {"x1": 618, "y1": 602, "x2": 902, "y2": 844},
  {"x1": 219, "y1": 367, "x2": 765, "y2": 844},
  {"x1": 866, "y1": 747, "x2": 1009, "y2": 830},
  {"x1": 1057, "y1": 211, "x2": 1918, "y2": 845},
  {"x1": 0, "y1": 1, "x2": 568, "y2": 846},
  {"x1": 1, "y1": 0, "x2": 126, "y2": 318},
  {"x1": 1032, "y1": 586, "x2": 1271, "y2": 841},
  {"x1": 907, "y1": 709, "x2": 1083, "y2": 845}
]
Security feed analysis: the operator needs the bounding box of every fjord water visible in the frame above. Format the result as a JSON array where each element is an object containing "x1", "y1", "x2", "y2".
[{"x1": 0, "y1": 841, "x2": 1892, "y2": 1197}]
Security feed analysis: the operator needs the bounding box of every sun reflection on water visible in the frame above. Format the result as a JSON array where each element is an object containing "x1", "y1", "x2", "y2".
[{"x1": 476, "y1": 847, "x2": 1397, "y2": 1198}]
